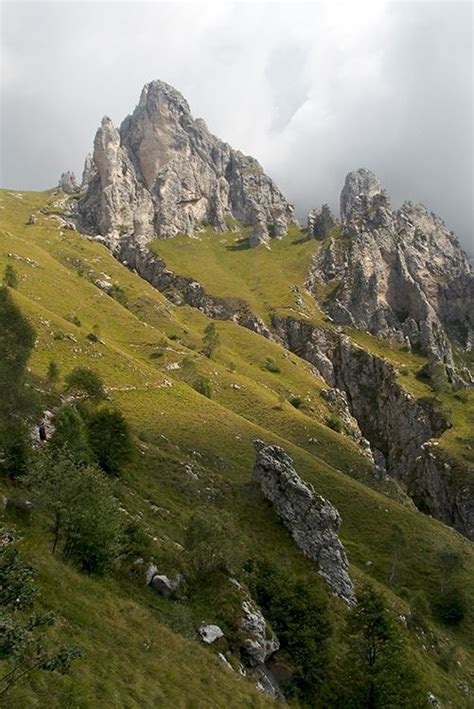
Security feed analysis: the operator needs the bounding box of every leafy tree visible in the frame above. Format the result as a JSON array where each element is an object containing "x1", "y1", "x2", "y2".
[
  {"x1": 86, "y1": 406, "x2": 134, "y2": 476},
  {"x1": 433, "y1": 548, "x2": 466, "y2": 625},
  {"x1": 433, "y1": 587, "x2": 467, "y2": 626},
  {"x1": 202, "y1": 322, "x2": 220, "y2": 358},
  {"x1": 0, "y1": 287, "x2": 35, "y2": 477},
  {"x1": 184, "y1": 509, "x2": 241, "y2": 581},
  {"x1": 3, "y1": 264, "x2": 18, "y2": 289},
  {"x1": 249, "y1": 559, "x2": 332, "y2": 704},
  {"x1": 25, "y1": 450, "x2": 124, "y2": 573},
  {"x1": 332, "y1": 585, "x2": 427, "y2": 708},
  {"x1": 47, "y1": 359, "x2": 59, "y2": 383},
  {"x1": 431, "y1": 361, "x2": 450, "y2": 396},
  {"x1": 64, "y1": 367, "x2": 105, "y2": 400},
  {"x1": 437, "y1": 547, "x2": 463, "y2": 594},
  {"x1": 194, "y1": 375, "x2": 213, "y2": 399},
  {"x1": 0, "y1": 527, "x2": 82, "y2": 697},
  {"x1": 386, "y1": 524, "x2": 406, "y2": 586},
  {"x1": 50, "y1": 404, "x2": 91, "y2": 465}
]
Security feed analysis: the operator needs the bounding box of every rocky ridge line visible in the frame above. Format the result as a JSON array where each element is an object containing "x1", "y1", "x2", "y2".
[{"x1": 306, "y1": 168, "x2": 473, "y2": 376}]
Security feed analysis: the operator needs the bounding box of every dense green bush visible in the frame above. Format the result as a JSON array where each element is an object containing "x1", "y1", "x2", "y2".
[
  {"x1": 50, "y1": 404, "x2": 91, "y2": 465},
  {"x1": 3, "y1": 264, "x2": 18, "y2": 289},
  {"x1": 433, "y1": 587, "x2": 467, "y2": 626},
  {"x1": 329, "y1": 585, "x2": 427, "y2": 708},
  {"x1": 64, "y1": 367, "x2": 106, "y2": 400},
  {"x1": 194, "y1": 375, "x2": 213, "y2": 399},
  {"x1": 325, "y1": 413, "x2": 343, "y2": 433},
  {"x1": 25, "y1": 451, "x2": 124, "y2": 574},
  {"x1": 86, "y1": 406, "x2": 134, "y2": 476},
  {"x1": 47, "y1": 359, "x2": 59, "y2": 382},
  {"x1": 262, "y1": 356, "x2": 280, "y2": 373},
  {"x1": 185, "y1": 509, "x2": 241, "y2": 581},
  {"x1": 202, "y1": 322, "x2": 220, "y2": 358},
  {"x1": 248, "y1": 559, "x2": 331, "y2": 703}
]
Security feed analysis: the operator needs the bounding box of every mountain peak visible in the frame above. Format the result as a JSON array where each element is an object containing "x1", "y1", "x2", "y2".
[
  {"x1": 78, "y1": 80, "x2": 295, "y2": 246},
  {"x1": 340, "y1": 168, "x2": 383, "y2": 221}
]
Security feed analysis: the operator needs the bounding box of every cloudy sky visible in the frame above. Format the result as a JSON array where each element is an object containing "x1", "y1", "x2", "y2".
[{"x1": 1, "y1": 1, "x2": 473, "y2": 253}]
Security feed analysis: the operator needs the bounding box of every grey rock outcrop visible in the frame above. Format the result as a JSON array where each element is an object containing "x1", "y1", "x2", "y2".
[
  {"x1": 239, "y1": 599, "x2": 279, "y2": 666},
  {"x1": 308, "y1": 168, "x2": 474, "y2": 373},
  {"x1": 307, "y1": 204, "x2": 338, "y2": 240},
  {"x1": 272, "y1": 314, "x2": 474, "y2": 540},
  {"x1": 340, "y1": 167, "x2": 382, "y2": 221},
  {"x1": 59, "y1": 171, "x2": 79, "y2": 194},
  {"x1": 79, "y1": 80, "x2": 295, "y2": 248},
  {"x1": 81, "y1": 154, "x2": 96, "y2": 190},
  {"x1": 198, "y1": 624, "x2": 224, "y2": 644},
  {"x1": 253, "y1": 441, "x2": 356, "y2": 605}
]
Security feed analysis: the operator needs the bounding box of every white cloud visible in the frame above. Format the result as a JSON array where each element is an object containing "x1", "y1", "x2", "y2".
[{"x1": 0, "y1": 0, "x2": 472, "y2": 254}]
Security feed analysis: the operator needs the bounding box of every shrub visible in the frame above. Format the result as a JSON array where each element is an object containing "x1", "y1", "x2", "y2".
[
  {"x1": 86, "y1": 406, "x2": 134, "y2": 476},
  {"x1": 47, "y1": 360, "x2": 59, "y2": 382},
  {"x1": 262, "y1": 356, "x2": 280, "y2": 373},
  {"x1": 289, "y1": 395, "x2": 302, "y2": 409},
  {"x1": 3, "y1": 264, "x2": 18, "y2": 289},
  {"x1": 433, "y1": 587, "x2": 467, "y2": 626},
  {"x1": 326, "y1": 413, "x2": 343, "y2": 433},
  {"x1": 108, "y1": 283, "x2": 128, "y2": 306},
  {"x1": 202, "y1": 322, "x2": 220, "y2": 358},
  {"x1": 184, "y1": 509, "x2": 241, "y2": 581},
  {"x1": 50, "y1": 404, "x2": 91, "y2": 465},
  {"x1": 0, "y1": 287, "x2": 35, "y2": 477},
  {"x1": 194, "y1": 376, "x2": 213, "y2": 399},
  {"x1": 64, "y1": 367, "x2": 105, "y2": 400},
  {"x1": 248, "y1": 559, "x2": 332, "y2": 703},
  {"x1": 65, "y1": 313, "x2": 81, "y2": 327},
  {"x1": 331, "y1": 585, "x2": 427, "y2": 708}
]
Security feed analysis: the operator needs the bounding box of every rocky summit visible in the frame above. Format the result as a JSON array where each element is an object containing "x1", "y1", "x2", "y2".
[
  {"x1": 78, "y1": 80, "x2": 295, "y2": 248},
  {"x1": 307, "y1": 168, "x2": 473, "y2": 375}
]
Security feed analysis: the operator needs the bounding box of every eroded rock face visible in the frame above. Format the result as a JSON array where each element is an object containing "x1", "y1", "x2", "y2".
[
  {"x1": 81, "y1": 154, "x2": 96, "y2": 190},
  {"x1": 239, "y1": 599, "x2": 279, "y2": 666},
  {"x1": 307, "y1": 168, "x2": 474, "y2": 373},
  {"x1": 307, "y1": 204, "x2": 338, "y2": 240},
  {"x1": 272, "y1": 315, "x2": 474, "y2": 540},
  {"x1": 59, "y1": 171, "x2": 79, "y2": 194},
  {"x1": 253, "y1": 441, "x2": 356, "y2": 605},
  {"x1": 79, "y1": 80, "x2": 295, "y2": 247}
]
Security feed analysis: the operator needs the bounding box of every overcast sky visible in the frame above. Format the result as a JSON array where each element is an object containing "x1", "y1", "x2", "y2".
[{"x1": 1, "y1": 1, "x2": 473, "y2": 254}]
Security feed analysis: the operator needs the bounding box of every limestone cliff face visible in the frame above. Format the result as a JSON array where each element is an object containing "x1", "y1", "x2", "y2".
[
  {"x1": 272, "y1": 315, "x2": 474, "y2": 540},
  {"x1": 307, "y1": 169, "x2": 473, "y2": 374},
  {"x1": 79, "y1": 80, "x2": 295, "y2": 247}
]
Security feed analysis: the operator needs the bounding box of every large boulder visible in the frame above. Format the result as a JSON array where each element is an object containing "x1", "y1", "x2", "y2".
[{"x1": 253, "y1": 441, "x2": 356, "y2": 606}]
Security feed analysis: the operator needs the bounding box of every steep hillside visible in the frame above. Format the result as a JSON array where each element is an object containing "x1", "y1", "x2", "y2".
[{"x1": 1, "y1": 189, "x2": 473, "y2": 707}]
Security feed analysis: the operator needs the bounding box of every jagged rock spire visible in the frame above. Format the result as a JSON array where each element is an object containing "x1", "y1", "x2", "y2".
[
  {"x1": 78, "y1": 79, "x2": 296, "y2": 247},
  {"x1": 340, "y1": 168, "x2": 382, "y2": 221}
]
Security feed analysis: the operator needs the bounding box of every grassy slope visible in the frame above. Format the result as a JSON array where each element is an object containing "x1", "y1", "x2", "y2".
[{"x1": 0, "y1": 190, "x2": 473, "y2": 707}]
